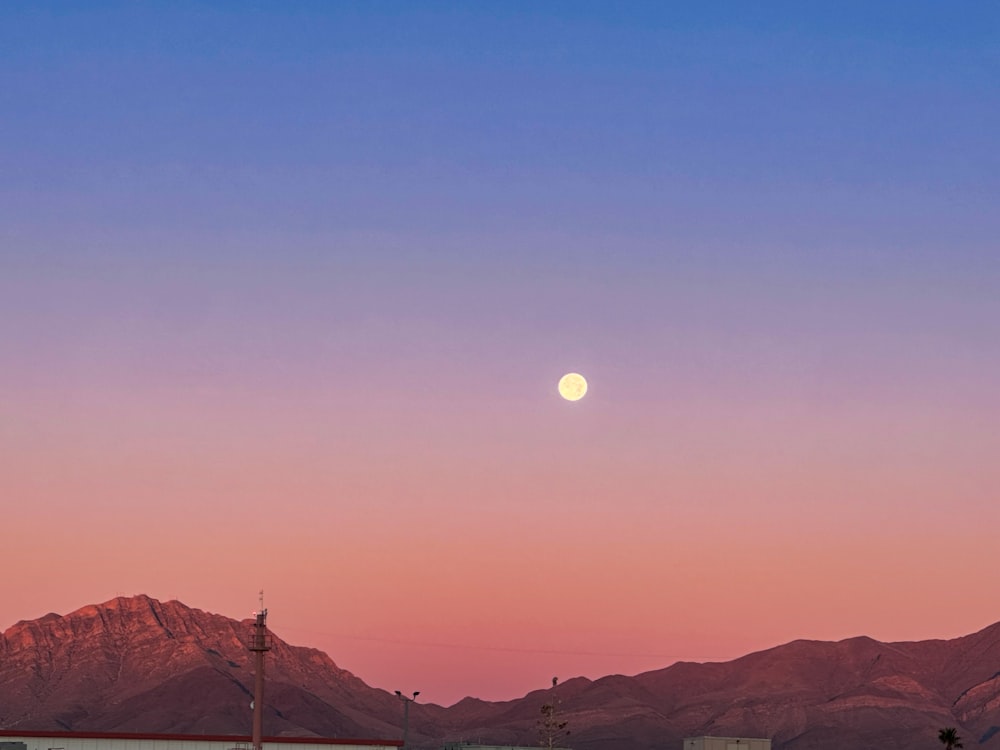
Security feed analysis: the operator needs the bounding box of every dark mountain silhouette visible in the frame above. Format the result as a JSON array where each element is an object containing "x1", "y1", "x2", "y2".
[{"x1": 3, "y1": 596, "x2": 1000, "y2": 750}]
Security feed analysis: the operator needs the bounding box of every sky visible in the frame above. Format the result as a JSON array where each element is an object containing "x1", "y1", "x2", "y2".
[{"x1": 1, "y1": 1, "x2": 999, "y2": 708}]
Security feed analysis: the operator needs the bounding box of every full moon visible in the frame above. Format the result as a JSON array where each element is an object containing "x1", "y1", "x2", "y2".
[{"x1": 558, "y1": 372, "x2": 588, "y2": 401}]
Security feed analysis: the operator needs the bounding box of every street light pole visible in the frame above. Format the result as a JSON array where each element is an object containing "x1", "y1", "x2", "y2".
[{"x1": 394, "y1": 690, "x2": 419, "y2": 750}]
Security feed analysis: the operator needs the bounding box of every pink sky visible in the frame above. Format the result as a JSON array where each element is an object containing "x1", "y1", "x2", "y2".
[{"x1": 4, "y1": 333, "x2": 999, "y2": 705}]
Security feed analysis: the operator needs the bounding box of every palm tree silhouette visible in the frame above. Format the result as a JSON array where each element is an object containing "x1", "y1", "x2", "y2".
[{"x1": 938, "y1": 727, "x2": 963, "y2": 750}]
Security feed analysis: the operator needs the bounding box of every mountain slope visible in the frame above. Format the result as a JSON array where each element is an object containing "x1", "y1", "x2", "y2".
[
  {"x1": 0, "y1": 596, "x2": 404, "y2": 740},
  {"x1": 3, "y1": 596, "x2": 1000, "y2": 750}
]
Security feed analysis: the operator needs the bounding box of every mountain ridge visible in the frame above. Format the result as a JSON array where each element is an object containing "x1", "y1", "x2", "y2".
[{"x1": 3, "y1": 596, "x2": 1000, "y2": 750}]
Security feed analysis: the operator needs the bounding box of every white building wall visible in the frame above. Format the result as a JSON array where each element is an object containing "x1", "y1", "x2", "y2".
[
  {"x1": 683, "y1": 736, "x2": 771, "y2": 750},
  {"x1": 0, "y1": 736, "x2": 398, "y2": 750}
]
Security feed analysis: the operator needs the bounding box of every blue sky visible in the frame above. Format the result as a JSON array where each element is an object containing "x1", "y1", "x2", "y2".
[{"x1": 3, "y1": 2, "x2": 997, "y2": 248}]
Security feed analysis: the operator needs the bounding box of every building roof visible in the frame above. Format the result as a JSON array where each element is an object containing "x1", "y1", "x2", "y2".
[{"x1": 0, "y1": 731, "x2": 401, "y2": 748}]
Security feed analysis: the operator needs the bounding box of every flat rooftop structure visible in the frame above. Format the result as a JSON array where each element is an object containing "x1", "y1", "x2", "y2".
[
  {"x1": 0, "y1": 731, "x2": 402, "y2": 750},
  {"x1": 683, "y1": 737, "x2": 771, "y2": 750}
]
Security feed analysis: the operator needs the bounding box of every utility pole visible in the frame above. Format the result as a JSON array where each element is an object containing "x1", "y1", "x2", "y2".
[
  {"x1": 248, "y1": 591, "x2": 272, "y2": 750},
  {"x1": 394, "y1": 690, "x2": 420, "y2": 750}
]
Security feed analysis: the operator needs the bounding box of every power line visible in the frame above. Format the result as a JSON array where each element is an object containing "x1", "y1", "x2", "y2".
[{"x1": 280, "y1": 625, "x2": 737, "y2": 661}]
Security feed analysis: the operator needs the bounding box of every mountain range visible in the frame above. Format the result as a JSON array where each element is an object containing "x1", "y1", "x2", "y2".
[{"x1": 3, "y1": 596, "x2": 999, "y2": 750}]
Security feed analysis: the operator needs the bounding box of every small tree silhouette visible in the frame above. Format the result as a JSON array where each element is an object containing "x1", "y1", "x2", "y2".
[
  {"x1": 539, "y1": 677, "x2": 569, "y2": 750},
  {"x1": 938, "y1": 727, "x2": 963, "y2": 750}
]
